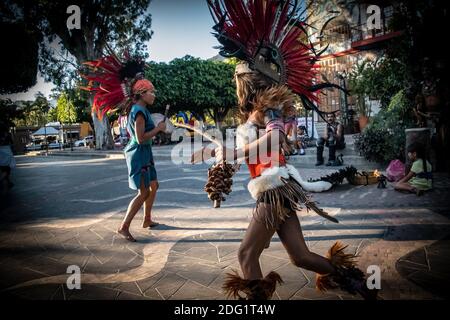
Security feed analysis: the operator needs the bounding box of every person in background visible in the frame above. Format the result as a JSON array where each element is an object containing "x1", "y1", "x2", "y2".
[
  {"x1": 394, "y1": 142, "x2": 432, "y2": 196},
  {"x1": 118, "y1": 79, "x2": 166, "y2": 241},
  {"x1": 315, "y1": 113, "x2": 345, "y2": 166},
  {"x1": 284, "y1": 105, "x2": 298, "y2": 155},
  {"x1": 295, "y1": 125, "x2": 307, "y2": 155},
  {"x1": 0, "y1": 124, "x2": 15, "y2": 191}
]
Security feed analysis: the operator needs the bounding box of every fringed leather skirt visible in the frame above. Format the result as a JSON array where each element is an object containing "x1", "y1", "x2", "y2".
[{"x1": 252, "y1": 177, "x2": 327, "y2": 230}]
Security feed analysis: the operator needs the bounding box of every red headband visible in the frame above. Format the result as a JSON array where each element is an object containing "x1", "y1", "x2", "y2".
[{"x1": 132, "y1": 79, "x2": 154, "y2": 95}]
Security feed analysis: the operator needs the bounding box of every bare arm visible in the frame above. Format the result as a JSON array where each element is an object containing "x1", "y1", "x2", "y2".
[
  {"x1": 135, "y1": 114, "x2": 163, "y2": 144},
  {"x1": 324, "y1": 126, "x2": 329, "y2": 140},
  {"x1": 336, "y1": 124, "x2": 343, "y2": 139},
  {"x1": 221, "y1": 130, "x2": 283, "y2": 162},
  {"x1": 398, "y1": 170, "x2": 415, "y2": 183}
]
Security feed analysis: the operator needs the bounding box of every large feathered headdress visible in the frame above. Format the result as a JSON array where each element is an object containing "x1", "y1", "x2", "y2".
[
  {"x1": 207, "y1": 0, "x2": 345, "y2": 119},
  {"x1": 80, "y1": 47, "x2": 151, "y2": 119}
]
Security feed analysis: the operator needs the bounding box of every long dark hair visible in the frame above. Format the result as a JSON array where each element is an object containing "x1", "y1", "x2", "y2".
[{"x1": 407, "y1": 142, "x2": 429, "y2": 179}]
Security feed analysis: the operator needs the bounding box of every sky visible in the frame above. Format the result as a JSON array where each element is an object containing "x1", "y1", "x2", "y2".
[{"x1": 3, "y1": 0, "x2": 219, "y2": 101}]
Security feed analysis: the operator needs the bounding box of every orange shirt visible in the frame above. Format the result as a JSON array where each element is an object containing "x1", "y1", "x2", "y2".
[{"x1": 247, "y1": 152, "x2": 286, "y2": 178}]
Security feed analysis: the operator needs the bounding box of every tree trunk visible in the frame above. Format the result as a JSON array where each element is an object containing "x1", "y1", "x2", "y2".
[
  {"x1": 92, "y1": 112, "x2": 114, "y2": 150},
  {"x1": 86, "y1": 90, "x2": 114, "y2": 150}
]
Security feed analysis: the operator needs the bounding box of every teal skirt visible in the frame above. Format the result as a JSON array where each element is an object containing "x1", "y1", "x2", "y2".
[{"x1": 124, "y1": 142, "x2": 157, "y2": 190}]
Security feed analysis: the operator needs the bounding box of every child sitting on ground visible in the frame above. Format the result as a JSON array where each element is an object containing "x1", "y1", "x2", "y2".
[{"x1": 394, "y1": 142, "x2": 433, "y2": 195}]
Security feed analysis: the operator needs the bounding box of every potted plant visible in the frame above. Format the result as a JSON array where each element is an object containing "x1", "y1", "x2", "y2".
[{"x1": 349, "y1": 61, "x2": 373, "y2": 131}]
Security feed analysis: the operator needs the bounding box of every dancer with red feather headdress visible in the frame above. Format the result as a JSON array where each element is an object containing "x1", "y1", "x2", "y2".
[
  {"x1": 205, "y1": 0, "x2": 378, "y2": 300},
  {"x1": 81, "y1": 49, "x2": 165, "y2": 242}
]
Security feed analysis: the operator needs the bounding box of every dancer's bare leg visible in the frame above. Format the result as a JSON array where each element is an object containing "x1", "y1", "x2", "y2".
[
  {"x1": 238, "y1": 204, "x2": 277, "y2": 280},
  {"x1": 118, "y1": 177, "x2": 150, "y2": 241},
  {"x1": 277, "y1": 212, "x2": 334, "y2": 274},
  {"x1": 143, "y1": 180, "x2": 159, "y2": 228}
]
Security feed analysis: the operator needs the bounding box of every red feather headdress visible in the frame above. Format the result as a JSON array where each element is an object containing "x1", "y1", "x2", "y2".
[
  {"x1": 207, "y1": 0, "x2": 346, "y2": 118},
  {"x1": 80, "y1": 49, "x2": 149, "y2": 119}
]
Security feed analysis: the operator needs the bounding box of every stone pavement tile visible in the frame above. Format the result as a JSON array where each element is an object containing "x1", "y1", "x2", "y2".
[
  {"x1": 85, "y1": 244, "x2": 117, "y2": 265},
  {"x1": 60, "y1": 246, "x2": 92, "y2": 266},
  {"x1": 125, "y1": 255, "x2": 145, "y2": 269},
  {"x1": 184, "y1": 246, "x2": 221, "y2": 264},
  {"x1": 116, "y1": 291, "x2": 153, "y2": 300},
  {"x1": 169, "y1": 280, "x2": 222, "y2": 300},
  {"x1": 259, "y1": 254, "x2": 289, "y2": 276},
  {"x1": 217, "y1": 243, "x2": 239, "y2": 260},
  {"x1": 171, "y1": 242, "x2": 196, "y2": 254},
  {"x1": 207, "y1": 268, "x2": 236, "y2": 293},
  {"x1": 88, "y1": 226, "x2": 116, "y2": 242},
  {"x1": 77, "y1": 230, "x2": 111, "y2": 246},
  {"x1": 152, "y1": 272, "x2": 188, "y2": 300},
  {"x1": 22, "y1": 255, "x2": 69, "y2": 277},
  {"x1": 274, "y1": 263, "x2": 309, "y2": 300},
  {"x1": 291, "y1": 287, "x2": 340, "y2": 300},
  {"x1": 50, "y1": 285, "x2": 70, "y2": 300},
  {"x1": 115, "y1": 281, "x2": 145, "y2": 296},
  {"x1": 142, "y1": 287, "x2": 164, "y2": 299},
  {"x1": 68, "y1": 284, "x2": 119, "y2": 300},
  {"x1": 138, "y1": 271, "x2": 166, "y2": 293},
  {"x1": 176, "y1": 262, "x2": 224, "y2": 287},
  {"x1": 0, "y1": 265, "x2": 46, "y2": 289},
  {"x1": 51, "y1": 230, "x2": 81, "y2": 245},
  {"x1": 166, "y1": 252, "x2": 215, "y2": 268},
  {"x1": 4, "y1": 284, "x2": 61, "y2": 300},
  {"x1": 83, "y1": 254, "x2": 117, "y2": 274},
  {"x1": 43, "y1": 243, "x2": 68, "y2": 261},
  {"x1": 103, "y1": 248, "x2": 142, "y2": 272}
]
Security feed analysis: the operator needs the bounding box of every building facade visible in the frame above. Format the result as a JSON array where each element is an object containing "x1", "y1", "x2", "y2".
[{"x1": 306, "y1": 0, "x2": 402, "y2": 131}]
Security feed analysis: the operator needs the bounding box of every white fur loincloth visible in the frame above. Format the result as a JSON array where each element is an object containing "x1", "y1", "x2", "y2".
[{"x1": 247, "y1": 164, "x2": 332, "y2": 200}]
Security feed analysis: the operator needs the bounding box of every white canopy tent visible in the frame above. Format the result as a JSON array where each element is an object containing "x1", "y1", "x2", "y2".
[{"x1": 31, "y1": 126, "x2": 60, "y2": 136}]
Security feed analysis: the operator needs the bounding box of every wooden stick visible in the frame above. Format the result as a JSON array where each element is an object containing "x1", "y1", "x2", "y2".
[{"x1": 173, "y1": 122, "x2": 223, "y2": 147}]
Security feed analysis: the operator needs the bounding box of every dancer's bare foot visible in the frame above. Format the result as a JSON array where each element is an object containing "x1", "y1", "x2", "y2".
[
  {"x1": 117, "y1": 226, "x2": 136, "y2": 242},
  {"x1": 142, "y1": 216, "x2": 159, "y2": 228}
]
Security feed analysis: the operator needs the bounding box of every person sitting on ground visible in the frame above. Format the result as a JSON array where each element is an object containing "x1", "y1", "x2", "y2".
[
  {"x1": 394, "y1": 142, "x2": 432, "y2": 196},
  {"x1": 316, "y1": 113, "x2": 345, "y2": 166}
]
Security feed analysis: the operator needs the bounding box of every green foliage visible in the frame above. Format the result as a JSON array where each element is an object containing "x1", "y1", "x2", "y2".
[
  {"x1": 0, "y1": 99, "x2": 25, "y2": 128},
  {"x1": 55, "y1": 92, "x2": 77, "y2": 124},
  {"x1": 348, "y1": 56, "x2": 407, "y2": 110},
  {"x1": 145, "y1": 56, "x2": 236, "y2": 125},
  {"x1": 6, "y1": 93, "x2": 51, "y2": 127},
  {"x1": 4, "y1": 0, "x2": 153, "y2": 89},
  {"x1": 354, "y1": 90, "x2": 415, "y2": 163}
]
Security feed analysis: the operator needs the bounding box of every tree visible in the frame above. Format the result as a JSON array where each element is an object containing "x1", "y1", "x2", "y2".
[
  {"x1": 1, "y1": 93, "x2": 51, "y2": 127},
  {"x1": 348, "y1": 56, "x2": 407, "y2": 110},
  {"x1": 0, "y1": 99, "x2": 25, "y2": 128},
  {"x1": 146, "y1": 56, "x2": 236, "y2": 129},
  {"x1": 6, "y1": 0, "x2": 153, "y2": 149},
  {"x1": 55, "y1": 93, "x2": 77, "y2": 124}
]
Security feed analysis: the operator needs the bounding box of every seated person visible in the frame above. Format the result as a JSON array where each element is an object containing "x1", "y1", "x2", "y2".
[
  {"x1": 295, "y1": 125, "x2": 307, "y2": 155},
  {"x1": 394, "y1": 142, "x2": 432, "y2": 196},
  {"x1": 316, "y1": 113, "x2": 345, "y2": 166}
]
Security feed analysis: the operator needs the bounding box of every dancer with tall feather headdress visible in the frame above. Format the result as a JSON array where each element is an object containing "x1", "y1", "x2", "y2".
[
  {"x1": 204, "y1": 0, "x2": 378, "y2": 300},
  {"x1": 81, "y1": 49, "x2": 166, "y2": 242}
]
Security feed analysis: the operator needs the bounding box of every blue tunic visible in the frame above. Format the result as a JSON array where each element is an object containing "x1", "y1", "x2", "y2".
[{"x1": 124, "y1": 104, "x2": 157, "y2": 190}]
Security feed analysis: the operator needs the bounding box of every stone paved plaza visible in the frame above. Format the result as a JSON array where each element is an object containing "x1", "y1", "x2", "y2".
[{"x1": 1, "y1": 150, "x2": 449, "y2": 300}]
